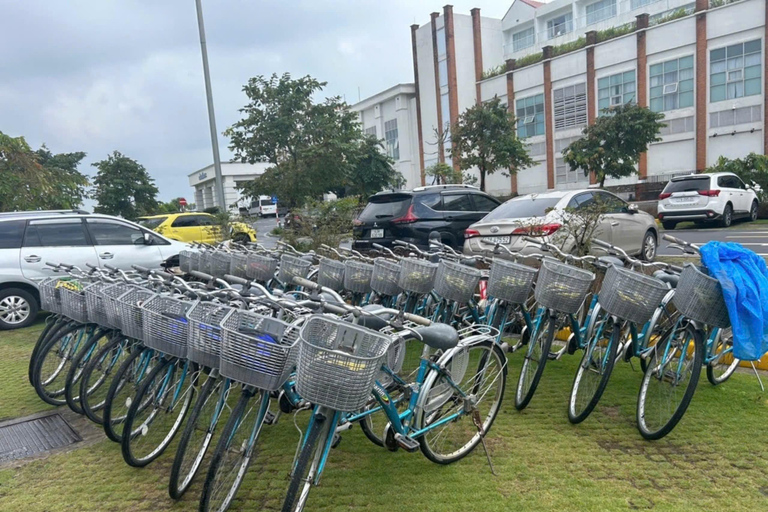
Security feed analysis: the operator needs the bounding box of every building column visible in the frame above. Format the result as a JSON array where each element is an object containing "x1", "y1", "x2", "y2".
[
  {"x1": 636, "y1": 14, "x2": 650, "y2": 179},
  {"x1": 471, "y1": 8, "x2": 483, "y2": 105},
  {"x1": 411, "y1": 24, "x2": 426, "y2": 185},
  {"x1": 764, "y1": 0, "x2": 768, "y2": 155},
  {"x1": 506, "y1": 59, "x2": 518, "y2": 195},
  {"x1": 430, "y1": 12, "x2": 445, "y2": 164},
  {"x1": 586, "y1": 31, "x2": 597, "y2": 185},
  {"x1": 695, "y1": 0, "x2": 708, "y2": 172},
  {"x1": 543, "y1": 46, "x2": 555, "y2": 190},
  {"x1": 444, "y1": 4, "x2": 460, "y2": 171}
]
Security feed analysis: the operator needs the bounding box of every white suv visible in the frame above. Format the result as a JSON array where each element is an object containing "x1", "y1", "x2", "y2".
[
  {"x1": 657, "y1": 172, "x2": 759, "y2": 229},
  {"x1": 0, "y1": 210, "x2": 187, "y2": 330}
]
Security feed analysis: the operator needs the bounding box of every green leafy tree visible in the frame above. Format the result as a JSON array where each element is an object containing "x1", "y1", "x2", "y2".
[
  {"x1": 35, "y1": 146, "x2": 89, "y2": 209},
  {"x1": 91, "y1": 151, "x2": 158, "y2": 220},
  {"x1": 451, "y1": 97, "x2": 533, "y2": 192},
  {"x1": 563, "y1": 103, "x2": 665, "y2": 188},
  {"x1": 346, "y1": 135, "x2": 403, "y2": 198},
  {"x1": 425, "y1": 162, "x2": 463, "y2": 185},
  {"x1": 153, "y1": 198, "x2": 186, "y2": 214},
  {"x1": 706, "y1": 153, "x2": 768, "y2": 203}
]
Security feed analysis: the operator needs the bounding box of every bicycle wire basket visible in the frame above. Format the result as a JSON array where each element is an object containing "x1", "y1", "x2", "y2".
[
  {"x1": 188, "y1": 251, "x2": 201, "y2": 273},
  {"x1": 84, "y1": 281, "x2": 112, "y2": 327},
  {"x1": 317, "y1": 258, "x2": 345, "y2": 291},
  {"x1": 210, "y1": 252, "x2": 232, "y2": 278},
  {"x1": 534, "y1": 258, "x2": 595, "y2": 315},
  {"x1": 672, "y1": 264, "x2": 731, "y2": 328},
  {"x1": 434, "y1": 260, "x2": 482, "y2": 304},
  {"x1": 246, "y1": 253, "x2": 279, "y2": 283},
  {"x1": 230, "y1": 253, "x2": 249, "y2": 279},
  {"x1": 599, "y1": 264, "x2": 670, "y2": 326},
  {"x1": 116, "y1": 286, "x2": 155, "y2": 341},
  {"x1": 220, "y1": 310, "x2": 300, "y2": 390},
  {"x1": 278, "y1": 254, "x2": 312, "y2": 285},
  {"x1": 295, "y1": 315, "x2": 392, "y2": 412},
  {"x1": 198, "y1": 252, "x2": 213, "y2": 275},
  {"x1": 398, "y1": 258, "x2": 438, "y2": 294},
  {"x1": 343, "y1": 260, "x2": 374, "y2": 294},
  {"x1": 140, "y1": 294, "x2": 193, "y2": 358},
  {"x1": 370, "y1": 258, "x2": 402, "y2": 297},
  {"x1": 39, "y1": 277, "x2": 62, "y2": 314},
  {"x1": 58, "y1": 281, "x2": 89, "y2": 324},
  {"x1": 487, "y1": 259, "x2": 538, "y2": 305},
  {"x1": 102, "y1": 284, "x2": 128, "y2": 330},
  {"x1": 179, "y1": 250, "x2": 194, "y2": 273},
  {"x1": 187, "y1": 301, "x2": 234, "y2": 368}
]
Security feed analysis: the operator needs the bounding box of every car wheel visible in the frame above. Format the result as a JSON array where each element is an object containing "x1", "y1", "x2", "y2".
[
  {"x1": 232, "y1": 233, "x2": 251, "y2": 244},
  {"x1": 641, "y1": 230, "x2": 657, "y2": 261},
  {"x1": 750, "y1": 200, "x2": 759, "y2": 222},
  {"x1": 720, "y1": 204, "x2": 733, "y2": 228},
  {"x1": 0, "y1": 288, "x2": 38, "y2": 330},
  {"x1": 661, "y1": 221, "x2": 676, "y2": 230}
]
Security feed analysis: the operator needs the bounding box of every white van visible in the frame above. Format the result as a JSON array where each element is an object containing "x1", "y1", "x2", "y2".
[{"x1": 249, "y1": 196, "x2": 277, "y2": 217}]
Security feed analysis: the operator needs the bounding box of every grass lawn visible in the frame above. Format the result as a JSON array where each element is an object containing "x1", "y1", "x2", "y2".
[{"x1": 1, "y1": 322, "x2": 767, "y2": 511}]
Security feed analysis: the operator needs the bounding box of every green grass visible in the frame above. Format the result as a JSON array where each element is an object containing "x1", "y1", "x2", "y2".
[{"x1": 1, "y1": 324, "x2": 767, "y2": 511}]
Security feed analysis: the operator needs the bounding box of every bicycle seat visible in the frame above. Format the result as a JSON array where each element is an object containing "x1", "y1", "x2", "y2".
[
  {"x1": 653, "y1": 270, "x2": 679, "y2": 288},
  {"x1": 413, "y1": 323, "x2": 459, "y2": 351},
  {"x1": 597, "y1": 256, "x2": 624, "y2": 268},
  {"x1": 356, "y1": 305, "x2": 393, "y2": 331}
]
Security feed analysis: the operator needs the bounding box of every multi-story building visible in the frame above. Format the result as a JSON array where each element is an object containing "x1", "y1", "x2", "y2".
[
  {"x1": 350, "y1": 83, "x2": 422, "y2": 190},
  {"x1": 407, "y1": 0, "x2": 767, "y2": 197},
  {"x1": 188, "y1": 162, "x2": 271, "y2": 212}
]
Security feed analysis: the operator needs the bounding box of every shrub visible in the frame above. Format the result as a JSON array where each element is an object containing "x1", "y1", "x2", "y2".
[
  {"x1": 552, "y1": 37, "x2": 587, "y2": 57},
  {"x1": 595, "y1": 23, "x2": 636, "y2": 43},
  {"x1": 515, "y1": 52, "x2": 544, "y2": 69},
  {"x1": 481, "y1": 64, "x2": 507, "y2": 80},
  {"x1": 282, "y1": 196, "x2": 361, "y2": 251}
]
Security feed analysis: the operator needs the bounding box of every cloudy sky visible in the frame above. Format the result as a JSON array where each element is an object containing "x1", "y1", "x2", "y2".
[{"x1": 0, "y1": 1, "x2": 512, "y2": 205}]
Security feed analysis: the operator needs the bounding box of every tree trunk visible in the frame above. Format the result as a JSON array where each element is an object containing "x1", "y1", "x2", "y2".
[
  {"x1": 599, "y1": 174, "x2": 606, "y2": 188},
  {"x1": 480, "y1": 169, "x2": 486, "y2": 191}
]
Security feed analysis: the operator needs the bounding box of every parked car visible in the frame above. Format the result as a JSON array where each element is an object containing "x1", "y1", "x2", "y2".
[
  {"x1": 657, "y1": 172, "x2": 759, "y2": 229},
  {"x1": 352, "y1": 185, "x2": 501, "y2": 250},
  {"x1": 463, "y1": 189, "x2": 659, "y2": 260},
  {"x1": 248, "y1": 196, "x2": 277, "y2": 217},
  {"x1": 137, "y1": 212, "x2": 257, "y2": 243},
  {"x1": 0, "y1": 210, "x2": 186, "y2": 329}
]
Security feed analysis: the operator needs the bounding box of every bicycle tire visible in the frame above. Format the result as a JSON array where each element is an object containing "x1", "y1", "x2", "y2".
[
  {"x1": 28, "y1": 315, "x2": 66, "y2": 385},
  {"x1": 706, "y1": 327, "x2": 740, "y2": 386},
  {"x1": 568, "y1": 311, "x2": 619, "y2": 424},
  {"x1": 80, "y1": 335, "x2": 132, "y2": 425},
  {"x1": 637, "y1": 323, "x2": 703, "y2": 440},
  {"x1": 64, "y1": 327, "x2": 110, "y2": 415},
  {"x1": 31, "y1": 323, "x2": 91, "y2": 406},
  {"x1": 280, "y1": 411, "x2": 331, "y2": 512},
  {"x1": 515, "y1": 312, "x2": 556, "y2": 411},
  {"x1": 102, "y1": 346, "x2": 156, "y2": 443}
]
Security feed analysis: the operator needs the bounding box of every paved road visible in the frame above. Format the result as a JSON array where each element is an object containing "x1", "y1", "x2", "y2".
[
  {"x1": 250, "y1": 215, "x2": 282, "y2": 249},
  {"x1": 657, "y1": 224, "x2": 768, "y2": 256}
]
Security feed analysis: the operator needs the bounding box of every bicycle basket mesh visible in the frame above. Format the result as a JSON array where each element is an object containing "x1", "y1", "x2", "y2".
[
  {"x1": 220, "y1": 310, "x2": 299, "y2": 390},
  {"x1": 296, "y1": 315, "x2": 392, "y2": 411},
  {"x1": 102, "y1": 284, "x2": 128, "y2": 330},
  {"x1": 198, "y1": 252, "x2": 213, "y2": 275},
  {"x1": 140, "y1": 295, "x2": 192, "y2": 358},
  {"x1": 186, "y1": 302, "x2": 234, "y2": 368},
  {"x1": 179, "y1": 250, "x2": 194, "y2": 273},
  {"x1": 188, "y1": 252, "x2": 201, "y2": 273},
  {"x1": 84, "y1": 282, "x2": 112, "y2": 327},
  {"x1": 599, "y1": 265, "x2": 669, "y2": 326},
  {"x1": 210, "y1": 253, "x2": 232, "y2": 278},
  {"x1": 59, "y1": 281, "x2": 88, "y2": 323},
  {"x1": 487, "y1": 259, "x2": 537, "y2": 304},
  {"x1": 672, "y1": 264, "x2": 730, "y2": 328},
  {"x1": 534, "y1": 258, "x2": 595, "y2": 315},
  {"x1": 116, "y1": 286, "x2": 155, "y2": 340},
  {"x1": 229, "y1": 253, "x2": 248, "y2": 279},
  {"x1": 370, "y1": 258, "x2": 401, "y2": 296},
  {"x1": 246, "y1": 253, "x2": 278, "y2": 282},
  {"x1": 278, "y1": 254, "x2": 311, "y2": 285},
  {"x1": 317, "y1": 258, "x2": 345, "y2": 291},
  {"x1": 39, "y1": 277, "x2": 61, "y2": 314},
  {"x1": 343, "y1": 260, "x2": 374, "y2": 294},
  {"x1": 434, "y1": 260, "x2": 482, "y2": 304},
  {"x1": 397, "y1": 258, "x2": 438, "y2": 294}
]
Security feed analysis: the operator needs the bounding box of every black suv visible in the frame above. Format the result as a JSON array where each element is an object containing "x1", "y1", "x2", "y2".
[{"x1": 352, "y1": 185, "x2": 501, "y2": 250}]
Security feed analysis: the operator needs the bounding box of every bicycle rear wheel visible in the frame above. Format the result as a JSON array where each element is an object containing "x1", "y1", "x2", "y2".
[
  {"x1": 31, "y1": 323, "x2": 92, "y2": 406},
  {"x1": 706, "y1": 327, "x2": 740, "y2": 386},
  {"x1": 65, "y1": 328, "x2": 111, "y2": 415},
  {"x1": 80, "y1": 336, "x2": 133, "y2": 425},
  {"x1": 103, "y1": 346, "x2": 157, "y2": 443},
  {"x1": 637, "y1": 323, "x2": 702, "y2": 440},
  {"x1": 28, "y1": 315, "x2": 67, "y2": 385},
  {"x1": 515, "y1": 312, "x2": 556, "y2": 410}
]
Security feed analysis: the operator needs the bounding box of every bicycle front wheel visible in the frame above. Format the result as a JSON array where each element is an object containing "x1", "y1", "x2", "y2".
[
  {"x1": 281, "y1": 410, "x2": 334, "y2": 512},
  {"x1": 515, "y1": 312, "x2": 556, "y2": 410},
  {"x1": 65, "y1": 328, "x2": 111, "y2": 415},
  {"x1": 31, "y1": 323, "x2": 91, "y2": 406},
  {"x1": 80, "y1": 336, "x2": 133, "y2": 425},
  {"x1": 102, "y1": 346, "x2": 157, "y2": 443},
  {"x1": 637, "y1": 323, "x2": 702, "y2": 440},
  {"x1": 706, "y1": 327, "x2": 740, "y2": 386}
]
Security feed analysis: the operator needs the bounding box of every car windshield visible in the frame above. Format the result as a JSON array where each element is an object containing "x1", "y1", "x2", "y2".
[
  {"x1": 137, "y1": 217, "x2": 167, "y2": 229},
  {"x1": 662, "y1": 177, "x2": 711, "y2": 193},
  {"x1": 481, "y1": 196, "x2": 561, "y2": 221},
  {"x1": 358, "y1": 194, "x2": 411, "y2": 222}
]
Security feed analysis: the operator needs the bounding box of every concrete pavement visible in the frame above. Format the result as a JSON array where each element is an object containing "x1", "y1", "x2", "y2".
[{"x1": 657, "y1": 223, "x2": 768, "y2": 256}]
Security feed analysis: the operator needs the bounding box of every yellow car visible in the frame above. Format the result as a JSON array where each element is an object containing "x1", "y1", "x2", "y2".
[{"x1": 137, "y1": 212, "x2": 257, "y2": 244}]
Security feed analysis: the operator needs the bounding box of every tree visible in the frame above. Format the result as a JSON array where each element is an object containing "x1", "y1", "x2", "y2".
[
  {"x1": 563, "y1": 103, "x2": 665, "y2": 188},
  {"x1": 91, "y1": 151, "x2": 158, "y2": 219},
  {"x1": 451, "y1": 97, "x2": 533, "y2": 192},
  {"x1": 706, "y1": 153, "x2": 768, "y2": 203},
  {"x1": 425, "y1": 162, "x2": 463, "y2": 185},
  {"x1": 345, "y1": 135, "x2": 403, "y2": 198},
  {"x1": 35, "y1": 146, "x2": 89, "y2": 209},
  {"x1": 153, "y1": 198, "x2": 185, "y2": 214}
]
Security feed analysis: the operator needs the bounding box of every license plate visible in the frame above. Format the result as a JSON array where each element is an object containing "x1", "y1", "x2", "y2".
[
  {"x1": 481, "y1": 236, "x2": 511, "y2": 245},
  {"x1": 370, "y1": 229, "x2": 384, "y2": 239},
  {"x1": 672, "y1": 197, "x2": 696, "y2": 204}
]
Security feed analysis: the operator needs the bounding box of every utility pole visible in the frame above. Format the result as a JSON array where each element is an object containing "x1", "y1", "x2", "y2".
[{"x1": 195, "y1": 0, "x2": 226, "y2": 211}]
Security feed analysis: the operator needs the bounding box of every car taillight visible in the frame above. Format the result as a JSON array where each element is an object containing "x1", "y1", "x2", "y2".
[
  {"x1": 512, "y1": 223, "x2": 561, "y2": 236},
  {"x1": 464, "y1": 229, "x2": 481, "y2": 239},
  {"x1": 658, "y1": 192, "x2": 672, "y2": 200},
  {"x1": 698, "y1": 190, "x2": 721, "y2": 197},
  {"x1": 392, "y1": 205, "x2": 418, "y2": 224}
]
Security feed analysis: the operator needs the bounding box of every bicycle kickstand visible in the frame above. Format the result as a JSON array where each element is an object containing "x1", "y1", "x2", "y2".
[
  {"x1": 749, "y1": 362, "x2": 765, "y2": 392},
  {"x1": 472, "y1": 410, "x2": 497, "y2": 477}
]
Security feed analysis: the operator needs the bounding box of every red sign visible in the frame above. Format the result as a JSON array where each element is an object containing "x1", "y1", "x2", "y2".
[{"x1": 178, "y1": 198, "x2": 188, "y2": 206}]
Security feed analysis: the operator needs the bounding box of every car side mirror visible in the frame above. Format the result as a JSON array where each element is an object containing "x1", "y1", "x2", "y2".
[
  {"x1": 142, "y1": 231, "x2": 153, "y2": 245},
  {"x1": 627, "y1": 203, "x2": 639, "y2": 214}
]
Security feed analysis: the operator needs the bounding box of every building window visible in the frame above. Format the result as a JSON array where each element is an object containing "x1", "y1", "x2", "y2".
[
  {"x1": 710, "y1": 39, "x2": 762, "y2": 102},
  {"x1": 650, "y1": 56, "x2": 694, "y2": 112},
  {"x1": 597, "y1": 70, "x2": 636, "y2": 114},
  {"x1": 365, "y1": 126, "x2": 377, "y2": 137},
  {"x1": 436, "y1": 27, "x2": 446, "y2": 56},
  {"x1": 512, "y1": 27, "x2": 535, "y2": 52},
  {"x1": 516, "y1": 94, "x2": 545, "y2": 138},
  {"x1": 439, "y1": 59, "x2": 448, "y2": 88},
  {"x1": 630, "y1": 0, "x2": 656, "y2": 9},
  {"x1": 547, "y1": 13, "x2": 573, "y2": 39},
  {"x1": 554, "y1": 83, "x2": 587, "y2": 131},
  {"x1": 384, "y1": 119, "x2": 399, "y2": 160},
  {"x1": 556, "y1": 158, "x2": 589, "y2": 186},
  {"x1": 586, "y1": 0, "x2": 617, "y2": 25},
  {"x1": 658, "y1": 116, "x2": 695, "y2": 136},
  {"x1": 440, "y1": 92, "x2": 451, "y2": 131},
  {"x1": 710, "y1": 105, "x2": 762, "y2": 128}
]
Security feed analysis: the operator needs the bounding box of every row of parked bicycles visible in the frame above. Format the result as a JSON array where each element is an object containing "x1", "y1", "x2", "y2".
[{"x1": 26, "y1": 233, "x2": 739, "y2": 512}]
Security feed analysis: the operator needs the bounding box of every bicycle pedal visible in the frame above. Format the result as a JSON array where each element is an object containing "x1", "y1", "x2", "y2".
[
  {"x1": 263, "y1": 411, "x2": 278, "y2": 426},
  {"x1": 331, "y1": 434, "x2": 342, "y2": 449},
  {"x1": 547, "y1": 352, "x2": 559, "y2": 361},
  {"x1": 394, "y1": 433, "x2": 420, "y2": 453},
  {"x1": 499, "y1": 342, "x2": 511, "y2": 353}
]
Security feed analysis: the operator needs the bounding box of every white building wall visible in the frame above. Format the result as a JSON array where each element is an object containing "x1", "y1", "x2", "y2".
[{"x1": 416, "y1": 23, "x2": 440, "y2": 168}]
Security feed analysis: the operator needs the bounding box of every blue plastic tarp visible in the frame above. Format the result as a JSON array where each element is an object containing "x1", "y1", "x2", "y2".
[{"x1": 699, "y1": 241, "x2": 768, "y2": 361}]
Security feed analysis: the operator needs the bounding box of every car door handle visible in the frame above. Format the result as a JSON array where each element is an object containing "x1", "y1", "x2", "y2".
[
  {"x1": 24, "y1": 255, "x2": 41, "y2": 263},
  {"x1": 99, "y1": 252, "x2": 114, "y2": 259},
  {"x1": 610, "y1": 222, "x2": 620, "y2": 227}
]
